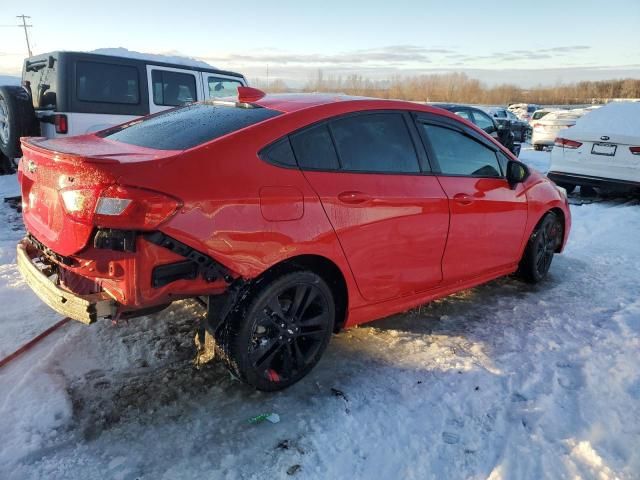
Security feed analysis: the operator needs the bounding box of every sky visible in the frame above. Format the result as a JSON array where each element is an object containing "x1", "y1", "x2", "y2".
[{"x1": 1, "y1": 0, "x2": 639, "y2": 87}]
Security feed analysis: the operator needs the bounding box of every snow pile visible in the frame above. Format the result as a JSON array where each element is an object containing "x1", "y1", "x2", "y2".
[
  {"x1": 90, "y1": 48, "x2": 216, "y2": 69},
  {"x1": 0, "y1": 174, "x2": 20, "y2": 199},
  {"x1": 569, "y1": 101, "x2": 640, "y2": 137}
]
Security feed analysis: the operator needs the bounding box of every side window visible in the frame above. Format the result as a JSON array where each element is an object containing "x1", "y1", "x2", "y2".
[
  {"x1": 330, "y1": 113, "x2": 420, "y2": 173},
  {"x1": 471, "y1": 111, "x2": 496, "y2": 133},
  {"x1": 151, "y1": 70, "x2": 197, "y2": 106},
  {"x1": 76, "y1": 61, "x2": 139, "y2": 104},
  {"x1": 421, "y1": 124, "x2": 502, "y2": 178},
  {"x1": 290, "y1": 124, "x2": 340, "y2": 170},
  {"x1": 454, "y1": 110, "x2": 472, "y2": 121},
  {"x1": 208, "y1": 77, "x2": 242, "y2": 98},
  {"x1": 260, "y1": 137, "x2": 297, "y2": 167}
]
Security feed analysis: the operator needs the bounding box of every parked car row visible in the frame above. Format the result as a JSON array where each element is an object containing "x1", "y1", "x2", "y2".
[{"x1": 430, "y1": 103, "x2": 522, "y2": 156}]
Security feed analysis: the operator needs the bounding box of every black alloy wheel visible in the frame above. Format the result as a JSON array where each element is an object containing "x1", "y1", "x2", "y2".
[
  {"x1": 217, "y1": 271, "x2": 335, "y2": 391},
  {"x1": 518, "y1": 212, "x2": 563, "y2": 283}
]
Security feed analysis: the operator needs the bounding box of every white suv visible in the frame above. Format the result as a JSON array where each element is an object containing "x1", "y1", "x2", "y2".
[{"x1": 0, "y1": 50, "x2": 247, "y2": 172}]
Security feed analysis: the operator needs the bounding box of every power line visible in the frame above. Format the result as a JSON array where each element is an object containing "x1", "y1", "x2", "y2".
[{"x1": 17, "y1": 15, "x2": 33, "y2": 57}]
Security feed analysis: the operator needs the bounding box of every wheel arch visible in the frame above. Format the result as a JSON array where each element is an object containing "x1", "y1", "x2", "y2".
[{"x1": 251, "y1": 254, "x2": 349, "y2": 332}]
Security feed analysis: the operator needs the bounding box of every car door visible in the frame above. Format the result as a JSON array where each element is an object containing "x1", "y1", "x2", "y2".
[
  {"x1": 201, "y1": 73, "x2": 245, "y2": 100},
  {"x1": 146, "y1": 65, "x2": 203, "y2": 114},
  {"x1": 415, "y1": 114, "x2": 528, "y2": 282},
  {"x1": 290, "y1": 111, "x2": 450, "y2": 302}
]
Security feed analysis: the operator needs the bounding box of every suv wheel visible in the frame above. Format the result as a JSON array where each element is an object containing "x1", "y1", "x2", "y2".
[
  {"x1": 217, "y1": 271, "x2": 335, "y2": 391},
  {"x1": 0, "y1": 86, "x2": 40, "y2": 160}
]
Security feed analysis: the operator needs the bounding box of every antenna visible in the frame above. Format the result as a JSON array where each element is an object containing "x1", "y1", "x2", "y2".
[{"x1": 17, "y1": 14, "x2": 33, "y2": 57}]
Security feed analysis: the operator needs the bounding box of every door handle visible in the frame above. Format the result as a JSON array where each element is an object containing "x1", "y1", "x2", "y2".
[
  {"x1": 338, "y1": 191, "x2": 371, "y2": 204},
  {"x1": 453, "y1": 193, "x2": 474, "y2": 205}
]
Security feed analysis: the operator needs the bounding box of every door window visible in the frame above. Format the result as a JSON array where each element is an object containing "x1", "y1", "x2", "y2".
[
  {"x1": 330, "y1": 113, "x2": 420, "y2": 173},
  {"x1": 454, "y1": 110, "x2": 472, "y2": 121},
  {"x1": 290, "y1": 124, "x2": 340, "y2": 170},
  {"x1": 207, "y1": 77, "x2": 242, "y2": 98},
  {"x1": 151, "y1": 70, "x2": 197, "y2": 106},
  {"x1": 471, "y1": 111, "x2": 496, "y2": 133},
  {"x1": 422, "y1": 124, "x2": 502, "y2": 177}
]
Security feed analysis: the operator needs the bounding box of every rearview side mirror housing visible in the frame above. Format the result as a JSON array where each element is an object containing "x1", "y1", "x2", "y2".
[{"x1": 506, "y1": 160, "x2": 529, "y2": 189}]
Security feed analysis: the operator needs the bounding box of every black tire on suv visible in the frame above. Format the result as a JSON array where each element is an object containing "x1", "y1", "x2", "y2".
[{"x1": 0, "y1": 86, "x2": 40, "y2": 162}]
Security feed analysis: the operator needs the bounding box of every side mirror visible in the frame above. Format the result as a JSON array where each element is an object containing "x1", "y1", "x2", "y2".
[{"x1": 506, "y1": 160, "x2": 529, "y2": 188}]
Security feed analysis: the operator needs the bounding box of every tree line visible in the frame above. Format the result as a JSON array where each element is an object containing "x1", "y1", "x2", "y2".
[{"x1": 252, "y1": 72, "x2": 640, "y2": 105}]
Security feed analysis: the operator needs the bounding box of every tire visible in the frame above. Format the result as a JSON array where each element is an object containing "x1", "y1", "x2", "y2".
[
  {"x1": 518, "y1": 212, "x2": 563, "y2": 283},
  {"x1": 556, "y1": 183, "x2": 576, "y2": 194},
  {"x1": 216, "y1": 271, "x2": 335, "y2": 391},
  {"x1": 0, "y1": 86, "x2": 40, "y2": 160},
  {"x1": 533, "y1": 144, "x2": 544, "y2": 151}
]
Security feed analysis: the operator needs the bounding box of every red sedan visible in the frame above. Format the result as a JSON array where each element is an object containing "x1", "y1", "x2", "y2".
[{"x1": 17, "y1": 87, "x2": 571, "y2": 390}]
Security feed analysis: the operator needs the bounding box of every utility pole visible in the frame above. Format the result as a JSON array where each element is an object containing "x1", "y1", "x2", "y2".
[
  {"x1": 266, "y1": 64, "x2": 269, "y2": 90},
  {"x1": 17, "y1": 15, "x2": 32, "y2": 57}
]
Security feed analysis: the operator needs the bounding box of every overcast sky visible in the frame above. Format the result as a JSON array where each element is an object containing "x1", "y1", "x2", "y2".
[{"x1": 1, "y1": 0, "x2": 639, "y2": 87}]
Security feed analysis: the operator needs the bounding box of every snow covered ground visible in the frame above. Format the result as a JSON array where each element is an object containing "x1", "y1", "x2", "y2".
[{"x1": 1, "y1": 147, "x2": 639, "y2": 479}]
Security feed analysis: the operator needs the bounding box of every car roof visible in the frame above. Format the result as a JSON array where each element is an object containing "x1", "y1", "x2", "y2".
[
  {"x1": 256, "y1": 94, "x2": 457, "y2": 115},
  {"x1": 25, "y1": 51, "x2": 246, "y2": 79}
]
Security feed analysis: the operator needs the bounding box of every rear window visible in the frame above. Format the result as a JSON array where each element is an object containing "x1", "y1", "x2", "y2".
[
  {"x1": 23, "y1": 56, "x2": 58, "y2": 109},
  {"x1": 532, "y1": 111, "x2": 548, "y2": 120},
  {"x1": 101, "y1": 103, "x2": 281, "y2": 150},
  {"x1": 76, "y1": 61, "x2": 140, "y2": 104}
]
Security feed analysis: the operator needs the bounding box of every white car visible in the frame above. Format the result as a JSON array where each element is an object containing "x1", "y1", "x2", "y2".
[
  {"x1": 507, "y1": 103, "x2": 539, "y2": 122},
  {"x1": 549, "y1": 102, "x2": 640, "y2": 192},
  {"x1": 531, "y1": 110, "x2": 586, "y2": 151}
]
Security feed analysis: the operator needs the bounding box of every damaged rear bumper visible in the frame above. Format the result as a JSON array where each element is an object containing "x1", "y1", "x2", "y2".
[{"x1": 17, "y1": 240, "x2": 116, "y2": 324}]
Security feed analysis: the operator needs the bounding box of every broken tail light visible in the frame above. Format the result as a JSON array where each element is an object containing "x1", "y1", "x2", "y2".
[{"x1": 60, "y1": 185, "x2": 181, "y2": 229}]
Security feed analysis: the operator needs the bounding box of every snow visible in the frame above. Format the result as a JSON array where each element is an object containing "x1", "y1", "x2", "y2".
[
  {"x1": 568, "y1": 102, "x2": 640, "y2": 137},
  {"x1": 1, "y1": 148, "x2": 639, "y2": 479},
  {"x1": 90, "y1": 48, "x2": 217, "y2": 70}
]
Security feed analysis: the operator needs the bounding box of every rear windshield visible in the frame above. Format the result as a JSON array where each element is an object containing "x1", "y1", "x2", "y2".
[
  {"x1": 532, "y1": 111, "x2": 550, "y2": 120},
  {"x1": 101, "y1": 103, "x2": 281, "y2": 150},
  {"x1": 23, "y1": 57, "x2": 57, "y2": 110}
]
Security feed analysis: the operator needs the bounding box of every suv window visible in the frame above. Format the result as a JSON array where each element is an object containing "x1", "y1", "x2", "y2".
[
  {"x1": 23, "y1": 57, "x2": 58, "y2": 109},
  {"x1": 330, "y1": 113, "x2": 420, "y2": 173},
  {"x1": 151, "y1": 70, "x2": 197, "y2": 106},
  {"x1": 421, "y1": 124, "x2": 502, "y2": 177},
  {"x1": 290, "y1": 124, "x2": 340, "y2": 170},
  {"x1": 76, "y1": 61, "x2": 139, "y2": 104},
  {"x1": 454, "y1": 110, "x2": 472, "y2": 121},
  {"x1": 208, "y1": 77, "x2": 242, "y2": 98},
  {"x1": 471, "y1": 111, "x2": 496, "y2": 132},
  {"x1": 101, "y1": 103, "x2": 281, "y2": 150}
]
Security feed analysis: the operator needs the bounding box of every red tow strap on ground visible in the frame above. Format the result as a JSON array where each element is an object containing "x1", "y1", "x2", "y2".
[{"x1": 0, "y1": 317, "x2": 71, "y2": 370}]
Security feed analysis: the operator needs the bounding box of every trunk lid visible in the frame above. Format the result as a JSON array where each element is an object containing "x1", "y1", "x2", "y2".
[{"x1": 19, "y1": 135, "x2": 180, "y2": 256}]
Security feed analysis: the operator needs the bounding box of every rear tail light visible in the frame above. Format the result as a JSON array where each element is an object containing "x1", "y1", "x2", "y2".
[
  {"x1": 94, "y1": 185, "x2": 181, "y2": 229},
  {"x1": 60, "y1": 185, "x2": 181, "y2": 229},
  {"x1": 554, "y1": 137, "x2": 582, "y2": 149},
  {"x1": 54, "y1": 114, "x2": 68, "y2": 134},
  {"x1": 630, "y1": 146, "x2": 640, "y2": 155},
  {"x1": 533, "y1": 123, "x2": 541, "y2": 129}
]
